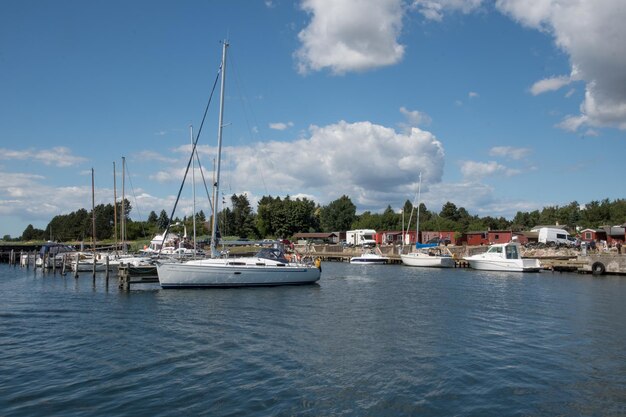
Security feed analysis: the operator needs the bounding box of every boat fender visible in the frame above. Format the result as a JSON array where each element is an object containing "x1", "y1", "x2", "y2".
[
  {"x1": 314, "y1": 258, "x2": 322, "y2": 271},
  {"x1": 591, "y1": 261, "x2": 606, "y2": 276}
]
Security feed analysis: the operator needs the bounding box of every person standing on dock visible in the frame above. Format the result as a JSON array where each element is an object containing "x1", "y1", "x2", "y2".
[{"x1": 617, "y1": 241, "x2": 622, "y2": 255}]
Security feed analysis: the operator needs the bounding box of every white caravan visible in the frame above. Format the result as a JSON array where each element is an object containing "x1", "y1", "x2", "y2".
[{"x1": 346, "y1": 229, "x2": 377, "y2": 247}]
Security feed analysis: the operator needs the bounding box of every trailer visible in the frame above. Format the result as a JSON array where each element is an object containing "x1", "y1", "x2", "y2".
[{"x1": 346, "y1": 229, "x2": 377, "y2": 247}]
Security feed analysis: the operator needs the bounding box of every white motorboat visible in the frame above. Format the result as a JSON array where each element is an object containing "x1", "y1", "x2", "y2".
[
  {"x1": 350, "y1": 252, "x2": 389, "y2": 265},
  {"x1": 401, "y1": 245, "x2": 455, "y2": 268},
  {"x1": 157, "y1": 248, "x2": 320, "y2": 288},
  {"x1": 156, "y1": 41, "x2": 320, "y2": 288},
  {"x1": 464, "y1": 241, "x2": 541, "y2": 272}
]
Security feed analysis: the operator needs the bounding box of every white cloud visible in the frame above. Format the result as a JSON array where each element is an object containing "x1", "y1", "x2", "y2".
[
  {"x1": 411, "y1": 0, "x2": 483, "y2": 21},
  {"x1": 496, "y1": 0, "x2": 626, "y2": 130},
  {"x1": 295, "y1": 0, "x2": 405, "y2": 74},
  {"x1": 468, "y1": 91, "x2": 479, "y2": 98},
  {"x1": 530, "y1": 75, "x2": 571, "y2": 95},
  {"x1": 220, "y1": 120, "x2": 446, "y2": 210},
  {"x1": 0, "y1": 147, "x2": 87, "y2": 167},
  {"x1": 269, "y1": 122, "x2": 294, "y2": 130},
  {"x1": 400, "y1": 107, "x2": 432, "y2": 127},
  {"x1": 489, "y1": 146, "x2": 531, "y2": 160},
  {"x1": 460, "y1": 160, "x2": 520, "y2": 180}
]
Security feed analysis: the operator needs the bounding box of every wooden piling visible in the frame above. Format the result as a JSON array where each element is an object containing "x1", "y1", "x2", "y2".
[{"x1": 74, "y1": 253, "x2": 79, "y2": 278}]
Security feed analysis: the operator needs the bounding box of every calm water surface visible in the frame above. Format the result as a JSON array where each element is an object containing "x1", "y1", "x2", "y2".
[{"x1": 1, "y1": 263, "x2": 625, "y2": 416}]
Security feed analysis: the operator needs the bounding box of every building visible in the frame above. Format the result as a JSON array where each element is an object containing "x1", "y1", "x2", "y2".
[{"x1": 292, "y1": 232, "x2": 339, "y2": 244}]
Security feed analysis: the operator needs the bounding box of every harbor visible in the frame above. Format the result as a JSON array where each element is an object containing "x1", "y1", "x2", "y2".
[{"x1": 2, "y1": 260, "x2": 626, "y2": 416}]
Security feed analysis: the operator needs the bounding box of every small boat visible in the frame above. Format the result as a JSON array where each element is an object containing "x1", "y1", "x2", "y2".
[
  {"x1": 401, "y1": 244, "x2": 455, "y2": 268},
  {"x1": 464, "y1": 241, "x2": 541, "y2": 272},
  {"x1": 35, "y1": 242, "x2": 76, "y2": 268},
  {"x1": 350, "y1": 251, "x2": 389, "y2": 265}
]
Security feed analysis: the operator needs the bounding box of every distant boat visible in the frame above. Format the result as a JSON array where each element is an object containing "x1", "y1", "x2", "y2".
[
  {"x1": 401, "y1": 244, "x2": 455, "y2": 268},
  {"x1": 464, "y1": 241, "x2": 541, "y2": 272},
  {"x1": 35, "y1": 242, "x2": 76, "y2": 268},
  {"x1": 400, "y1": 172, "x2": 455, "y2": 268},
  {"x1": 156, "y1": 41, "x2": 320, "y2": 288},
  {"x1": 350, "y1": 251, "x2": 389, "y2": 265}
]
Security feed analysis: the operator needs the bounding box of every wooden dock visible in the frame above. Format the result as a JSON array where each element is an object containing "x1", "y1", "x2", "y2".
[{"x1": 118, "y1": 265, "x2": 159, "y2": 290}]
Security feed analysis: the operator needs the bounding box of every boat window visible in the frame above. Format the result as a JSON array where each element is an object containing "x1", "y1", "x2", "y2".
[
  {"x1": 505, "y1": 245, "x2": 518, "y2": 259},
  {"x1": 255, "y1": 248, "x2": 289, "y2": 263},
  {"x1": 488, "y1": 246, "x2": 502, "y2": 253}
]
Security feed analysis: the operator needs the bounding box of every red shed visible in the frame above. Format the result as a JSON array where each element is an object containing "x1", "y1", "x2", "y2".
[
  {"x1": 463, "y1": 231, "x2": 489, "y2": 246},
  {"x1": 487, "y1": 230, "x2": 514, "y2": 244}
]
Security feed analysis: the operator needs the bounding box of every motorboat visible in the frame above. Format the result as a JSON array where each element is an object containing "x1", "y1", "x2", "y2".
[
  {"x1": 35, "y1": 242, "x2": 76, "y2": 268},
  {"x1": 350, "y1": 251, "x2": 389, "y2": 265},
  {"x1": 156, "y1": 42, "x2": 320, "y2": 288},
  {"x1": 157, "y1": 247, "x2": 320, "y2": 288},
  {"x1": 464, "y1": 241, "x2": 541, "y2": 272},
  {"x1": 401, "y1": 244, "x2": 455, "y2": 268}
]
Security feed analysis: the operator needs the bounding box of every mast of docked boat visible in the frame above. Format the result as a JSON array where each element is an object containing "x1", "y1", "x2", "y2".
[
  {"x1": 190, "y1": 125, "x2": 197, "y2": 255},
  {"x1": 416, "y1": 171, "x2": 422, "y2": 244},
  {"x1": 121, "y1": 156, "x2": 126, "y2": 253},
  {"x1": 113, "y1": 161, "x2": 119, "y2": 255},
  {"x1": 91, "y1": 168, "x2": 96, "y2": 254},
  {"x1": 209, "y1": 40, "x2": 228, "y2": 258}
]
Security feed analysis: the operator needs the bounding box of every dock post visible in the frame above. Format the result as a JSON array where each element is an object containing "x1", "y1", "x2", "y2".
[
  {"x1": 52, "y1": 253, "x2": 56, "y2": 274},
  {"x1": 105, "y1": 256, "x2": 110, "y2": 282},
  {"x1": 92, "y1": 255, "x2": 96, "y2": 279},
  {"x1": 61, "y1": 254, "x2": 66, "y2": 275},
  {"x1": 74, "y1": 253, "x2": 80, "y2": 278}
]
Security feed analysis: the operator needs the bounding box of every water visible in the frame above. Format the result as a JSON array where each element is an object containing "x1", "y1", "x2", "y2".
[{"x1": 1, "y1": 263, "x2": 625, "y2": 416}]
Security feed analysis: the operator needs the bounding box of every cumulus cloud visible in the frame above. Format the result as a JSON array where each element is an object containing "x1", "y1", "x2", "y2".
[
  {"x1": 411, "y1": 0, "x2": 483, "y2": 21},
  {"x1": 460, "y1": 160, "x2": 520, "y2": 180},
  {"x1": 295, "y1": 0, "x2": 405, "y2": 74},
  {"x1": 530, "y1": 75, "x2": 573, "y2": 95},
  {"x1": 221, "y1": 120, "x2": 446, "y2": 209},
  {"x1": 496, "y1": 0, "x2": 626, "y2": 130},
  {"x1": 489, "y1": 146, "x2": 531, "y2": 160},
  {"x1": 0, "y1": 147, "x2": 87, "y2": 167},
  {"x1": 400, "y1": 107, "x2": 432, "y2": 127},
  {"x1": 269, "y1": 122, "x2": 294, "y2": 130}
]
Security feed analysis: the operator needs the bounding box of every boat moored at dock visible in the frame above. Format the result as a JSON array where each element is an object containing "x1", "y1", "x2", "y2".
[{"x1": 464, "y1": 241, "x2": 541, "y2": 272}]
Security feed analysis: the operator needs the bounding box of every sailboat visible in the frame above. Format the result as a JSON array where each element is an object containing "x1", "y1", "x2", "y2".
[
  {"x1": 156, "y1": 41, "x2": 321, "y2": 288},
  {"x1": 400, "y1": 173, "x2": 455, "y2": 268}
]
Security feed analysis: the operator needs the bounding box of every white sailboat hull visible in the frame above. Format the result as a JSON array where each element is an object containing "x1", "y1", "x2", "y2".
[
  {"x1": 157, "y1": 258, "x2": 321, "y2": 288},
  {"x1": 400, "y1": 252, "x2": 455, "y2": 268}
]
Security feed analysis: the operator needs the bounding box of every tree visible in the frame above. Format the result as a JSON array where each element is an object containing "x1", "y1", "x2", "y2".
[
  {"x1": 230, "y1": 193, "x2": 257, "y2": 238},
  {"x1": 21, "y1": 224, "x2": 45, "y2": 241},
  {"x1": 147, "y1": 211, "x2": 158, "y2": 224},
  {"x1": 319, "y1": 195, "x2": 356, "y2": 232},
  {"x1": 157, "y1": 210, "x2": 169, "y2": 230},
  {"x1": 440, "y1": 202, "x2": 459, "y2": 222}
]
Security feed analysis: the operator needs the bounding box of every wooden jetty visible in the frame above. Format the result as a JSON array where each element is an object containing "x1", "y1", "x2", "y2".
[{"x1": 118, "y1": 264, "x2": 159, "y2": 290}]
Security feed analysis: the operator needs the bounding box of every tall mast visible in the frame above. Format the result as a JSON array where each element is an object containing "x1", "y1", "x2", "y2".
[
  {"x1": 190, "y1": 125, "x2": 197, "y2": 253},
  {"x1": 210, "y1": 40, "x2": 228, "y2": 257},
  {"x1": 113, "y1": 161, "x2": 118, "y2": 253},
  {"x1": 416, "y1": 172, "x2": 422, "y2": 243},
  {"x1": 121, "y1": 156, "x2": 126, "y2": 253},
  {"x1": 91, "y1": 168, "x2": 96, "y2": 253}
]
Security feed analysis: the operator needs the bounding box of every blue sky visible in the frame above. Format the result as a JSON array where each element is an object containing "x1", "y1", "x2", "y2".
[{"x1": 1, "y1": 0, "x2": 625, "y2": 238}]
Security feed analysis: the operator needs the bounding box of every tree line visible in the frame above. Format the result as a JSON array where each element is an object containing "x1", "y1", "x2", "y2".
[{"x1": 7, "y1": 195, "x2": 626, "y2": 242}]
